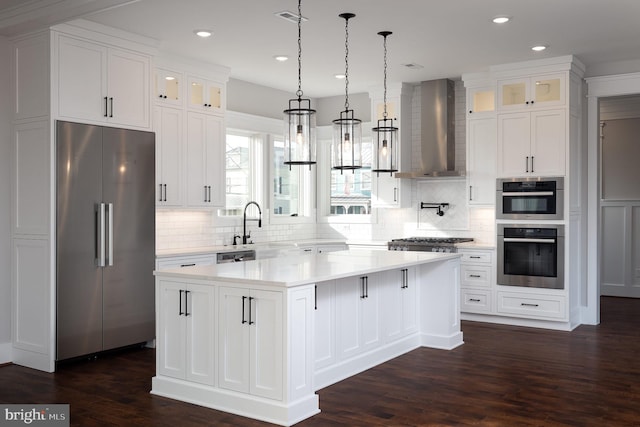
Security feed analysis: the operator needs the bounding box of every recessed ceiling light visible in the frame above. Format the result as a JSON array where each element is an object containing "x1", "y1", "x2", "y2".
[
  {"x1": 492, "y1": 16, "x2": 510, "y2": 24},
  {"x1": 334, "y1": 74, "x2": 346, "y2": 79},
  {"x1": 531, "y1": 45, "x2": 547, "y2": 52},
  {"x1": 194, "y1": 29, "x2": 213, "y2": 38},
  {"x1": 274, "y1": 55, "x2": 289, "y2": 62}
]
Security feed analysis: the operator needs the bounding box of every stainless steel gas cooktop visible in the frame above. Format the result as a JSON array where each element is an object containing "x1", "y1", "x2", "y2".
[{"x1": 387, "y1": 237, "x2": 474, "y2": 253}]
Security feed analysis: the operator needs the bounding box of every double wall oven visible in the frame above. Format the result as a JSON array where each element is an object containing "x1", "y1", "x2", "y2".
[{"x1": 496, "y1": 177, "x2": 565, "y2": 289}]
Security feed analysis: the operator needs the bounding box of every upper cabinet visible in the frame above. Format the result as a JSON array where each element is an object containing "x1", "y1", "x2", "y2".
[
  {"x1": 498, "y1": 74, "x2": 565, "y2": 112},
  {"x1": 54, "y1": 34, "x2": 151, "y2": 129},
  {"x1": 187, "y1": 75, "x2": 225, "y2": 114},
  {"x1": 467, "y1": 86, "x2": 496, "y2": 117},
  {"x1": 155, "y1": 68, "x2": 183, "y2": 106}
]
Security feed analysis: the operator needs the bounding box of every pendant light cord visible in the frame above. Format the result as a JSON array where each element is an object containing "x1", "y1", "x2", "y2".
[
  {"x1": 343, "y1": 15, "x2": 350, "y2": 110},
  {"x1": 296, "y1": 0, "x2": 303, "y2": 99},
  {"x1": 382, "y1": 32, "x2": 388, "y2": 119}
]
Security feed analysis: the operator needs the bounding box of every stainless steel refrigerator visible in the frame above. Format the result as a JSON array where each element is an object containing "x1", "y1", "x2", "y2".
[{"x1": 56, "y1": 121, "x2": 155, "y2": 361}]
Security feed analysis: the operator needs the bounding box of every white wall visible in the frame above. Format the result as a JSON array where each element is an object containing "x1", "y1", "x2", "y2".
[
  {"x1": 0, "y1": 36, "x2": 12, "y2": 360},
  {"x1": 227, "y1": 78, "x2": 306, "y2": 120}
]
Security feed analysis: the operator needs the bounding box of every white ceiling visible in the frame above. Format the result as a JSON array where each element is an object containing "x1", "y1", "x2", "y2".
[{"x1": 3, "y1": 0, "x2": 640, "y2": 98}]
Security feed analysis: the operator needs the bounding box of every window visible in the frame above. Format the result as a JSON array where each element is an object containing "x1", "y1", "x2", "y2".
[
  {"x1": 272, "y1": 138, "x2": 312, "y2": 218},
  {"x1": 329, "y1": 139, "x2": 372, "y2": 215}
]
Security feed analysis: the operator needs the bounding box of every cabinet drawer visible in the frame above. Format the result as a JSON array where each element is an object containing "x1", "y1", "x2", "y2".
[
  {"x1": 461, "y1": 251, "x2": 492, "y2": 264},
  {"x1": 497, "y1": 292, "x2": 566, "y2": 320},
  {"x1": 461, "y1": 289, "x2": 492, "y2": 314},
  {"x1": 461, "y1": 265, "x2": 491, "y2": 287},
  {"x1": 156, "y1": 254, "x2": 216, "y2": 270}
]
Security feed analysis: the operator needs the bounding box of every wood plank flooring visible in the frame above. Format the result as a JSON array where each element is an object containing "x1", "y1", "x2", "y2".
[{"x1": 1, "y1": 296, "x2": 640, "y2": 426}]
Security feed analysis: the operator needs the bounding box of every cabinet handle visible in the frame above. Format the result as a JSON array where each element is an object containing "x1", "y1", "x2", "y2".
[
  {"x1": 531, "y1": 100, "x2": 535, "y2": 105},
  {"x1": 469, "y1": 298, "x2": 481, "y2": 302},
  {"x1": 184, "y1": 290, "x2": 190, "y2": 316},
  {"x1": 179, "y1": 290, "x2": 184, "y2": 315},
  {"x1": 241, "y1": 296, "x2": 247, "y2": 324},
  {"x1": 470, "y1": 274, "x2": 482, "y2": 278},
  {"x1": 109, "y1": 97, "x2": 114, "y2": 117},
  {"x1": 248, "y1": 297, "x2": 254, "y2": 325},
  {"x1": 163, "y1": 184, "x2": 167, "y2": 202},
  {"x1": 361, "y1": 276, "x2": 369, "y2": 299},
  {"x1": 208, "y1": 186, "x2": 212, "y2": 202},
  {"x1": 393, "y1": 187, "x2": 398, "y2": 202},
  {"x1": 526, "y1": 101, "x2": 530, "y2": 105},
  {"x1": 158, "y1": 184, "x2": 163, "y2": 202},
  {"x1": 204, "y1": 185, "x2": 208, "y2": 202},
  {"x1": 526, "y1": 156, "x2": 529, "y2": 173},
  {"x1": 521, "y1": 303, "x2": 539, "y2": 307},
  {"x1": 469, "y1": 185, "x2": 473, "y2": 201},
  {"x1": 314, "y1": 285, "x2": 317, "y2": 310},
  {"x1": 104, "y1": 97, "x2": 108, "y2": 117},
  {"x1": 469, "y1": 110, "x2": 473, "y2": 114},
  {"x1": 401, "y1": 269, "x2": 409, "y2": 289},
  {"x1": 469, "y1": 256, "x2": 481, "y2": 259},
  {"x1": 180, "y1": 263, "x2": 196, "y2": 267},
  {"x1": 531, "y1": 156, "x2": 535, "y2": 173}
]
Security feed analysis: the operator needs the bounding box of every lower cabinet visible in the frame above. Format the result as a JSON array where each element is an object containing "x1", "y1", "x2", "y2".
[
  {"x1": 314, "y1": 281, "x2": 336, "y2": 370},
  {"x1": 382, "y1": 268, "x2": 418, "y2": 341},
  {"x1": 460, "y1": 248, "x2": 495, "y2": 314},
  {"x1": 156, "y1": 279, "x2": 215, "y2": 385},
  {"x1": 218, "y1": 286, "x2": 283, "y2": 400},
  {"x1": 497, "y1": 291, "x2": 566, "y2": 320},
  {"x1": 335, "y1": 275, "x2": 381, "y2": 360}
]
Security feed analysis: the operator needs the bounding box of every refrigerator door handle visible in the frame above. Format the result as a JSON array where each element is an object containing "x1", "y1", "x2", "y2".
[
  {"x1": 105, "y1": 203, "x2": 114, "y2": 266},
  {"x1": 96, "y1": 203, "x2": 106, "y2": 267}
]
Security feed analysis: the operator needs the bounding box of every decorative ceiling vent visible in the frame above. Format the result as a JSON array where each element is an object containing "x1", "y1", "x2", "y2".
[
  {"x1": 402, "y1": 63, "x2": 424, "y2": 69},
  {"x1": 275, "y1": 10, "x2": 308, "y2": 23}
]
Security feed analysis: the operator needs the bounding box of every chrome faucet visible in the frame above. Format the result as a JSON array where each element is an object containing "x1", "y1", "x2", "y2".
[{"x1": 242, "y1": 201, "x2": 262, "y2": 244}]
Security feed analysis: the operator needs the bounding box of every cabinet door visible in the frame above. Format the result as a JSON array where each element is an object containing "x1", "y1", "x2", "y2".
[
  {"x1": 186, "y1": 112, "x2": 224, "y2": 207},
  {"x1": 107, "y1": 47, "x2": 150, "y2": 128},
  {"x1": 467, "y1": 118, "x2": 497, "y2": 205},
  {"x1": 250, "y1": 289, "x2": 283, "y2": 400},
  {"x1": 156, "y1": 280, "x2": 186, "y2": 379},
  {"x1": 154, "y1": 106, "x2": 183, "y2": 207},
  {"x1": 530, "y1": 109, "x2": 566, "y2": 176},
  {"x1": 185, "y1": 283, "x2": 215, "y2": 385},
  {"x1": 381, "y1": 270, "x2": 403, "y2": 342},
  {"x1": 372, "y1": 175, "x2": 402, "y2": 208},
  {"x1": 57, "y1": 35, "x2": 107, "y2": 122},
  {"x1": 497, "y1": 112, "x2": 530, "y2": 177},
  {"x1": 467, "y1": 87, "x2": 496, "y2": 116},
  {"x1": 155, "y1": 68, "x2": 183, "y2": 106},
  {"x1": 188, "y1": 76, "x2": 224, "y2": 113},
  {"x1": 314, "y1": 282, "x2": 336, "y2": 370},
  {"x1": 218, "y1": 286, "x2": 250, "y2": 393},
  {"x1": 401, "y1": 268, "x2": 418, "y2": 335},
  {"x1": 360, "y1": 275, "x2": 381, "y2": 352},
  {"x1": 335, "y1": 277, "x2": 362, "y2": 360}
]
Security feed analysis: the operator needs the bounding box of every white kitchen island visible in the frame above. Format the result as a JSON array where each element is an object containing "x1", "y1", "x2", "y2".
[{"x1": 151, "y1": 249, "x2": 463, "y2": 426}]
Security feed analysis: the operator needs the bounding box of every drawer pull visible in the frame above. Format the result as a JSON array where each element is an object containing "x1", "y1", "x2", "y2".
[
  {"x1": 469, "y1": 256, "x2": 481, "y2": 259},
  {"x1": 521, "y1": 303, "x2": 539, "y2": 307},
  {"x1": 469, "y1": 274, "x2": 482, "y2": 278},
  {"x1": 180, "y1": 263, "x2": 196, "y2": 267},
  {"x1": 469, "y1": 298, "x2": 481, "y2": 302}
]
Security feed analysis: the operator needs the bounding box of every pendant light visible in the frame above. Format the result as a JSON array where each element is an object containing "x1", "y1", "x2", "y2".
[
  {"x1": 372, "y1": 31, "x2": 398, "y2": 176},
  {"x1": 283, "y1": 0, "x2": 316, "y2": 169},
  {"x1": 331, "y1": 13, "x2": 362, "y2": 173}
]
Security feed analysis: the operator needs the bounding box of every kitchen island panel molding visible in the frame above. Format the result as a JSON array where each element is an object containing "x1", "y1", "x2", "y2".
[{"x1": 152, "y1": 251, "x2": 462, "y2": 425}]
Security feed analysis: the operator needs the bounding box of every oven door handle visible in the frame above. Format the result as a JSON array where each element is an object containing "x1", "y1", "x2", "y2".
[
  {"x1": 501, "y1": 191, "x2": 554, "y2": 197},
  {"x1": 503, "y1": 238, "x2": 555, "y2": 244}
]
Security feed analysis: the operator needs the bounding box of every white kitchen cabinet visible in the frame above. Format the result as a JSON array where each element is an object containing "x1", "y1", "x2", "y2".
[
  {"x1": 382, "y1": 268, "x2": 418, "y2": 342},
  {"x1": 314, "y1": 281, "x2": 336, "y2": 370},
  {"x1": 335, "y1": 274, "x2": 381, "y2": 360},
  {"x1": 55, "y1": 34, "x2": 150, "y2": 129},
  {"x1": 156, "y1": 253, "x2": 216, "y2": 270},
  {"x1": 467, "y1": 86, "x2": 496, "y2": 117},
  {"x1": 460, "y1": 248, "x2": 495, "y2": 315},
  {"x1": 497, "y1": 291, "x2": 566, "y2": 320},
  {"x1": 187, "y1": 75, "x2": 224, "y2": 114},
  {"x1": 497, "y1": 109, "x2": 565, "y2": 177},
  {"x1": 154, "y1": 106, "x2": 184, "y2": 207},
  {"x1": 186, "y1": 112, "x2": 225, "y2": 207},
  {"x1": 154, "y1": 68, "x2": 183, "y2": 106},
  {"x1": 218, "y1": 286, "x2": 283, "y2": 400},
  {"x1": 498, "y1": 74, "x2": 565, "y2": 111},
  {"x1": 156, "y1": 279, "x2": 216, "y2": 385},
  {"x1": 467, "y1": 118, "x2": 497, "y2": 205}
]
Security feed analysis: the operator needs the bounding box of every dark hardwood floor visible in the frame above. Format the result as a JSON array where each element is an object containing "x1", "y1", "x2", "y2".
[{"x1": 2, "y1": 296, "x2": 640, "y2": 426}]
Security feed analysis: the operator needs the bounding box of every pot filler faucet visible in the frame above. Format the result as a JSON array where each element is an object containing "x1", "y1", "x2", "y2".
[{"x1": 241, "y1": 201, "x2": 262, "y2": 245}]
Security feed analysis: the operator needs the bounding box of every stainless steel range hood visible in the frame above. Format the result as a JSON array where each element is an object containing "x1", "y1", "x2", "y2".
[{"x1": 396, "y1": 79, "x2": 464, "y2": 178}]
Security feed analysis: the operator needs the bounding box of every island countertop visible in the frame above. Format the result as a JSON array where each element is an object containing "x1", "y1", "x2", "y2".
[{"x1": 153, "y1": 249, "x2": 461, "y2": 287}]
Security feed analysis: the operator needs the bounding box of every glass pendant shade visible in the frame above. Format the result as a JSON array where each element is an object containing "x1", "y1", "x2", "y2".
[
  {"x1": 332, "y1": 109, "x2": 362, "y2": 171},
  {"x1": 283, "y1": 97, "x2": 316, "y2": 166},
  {"x1": 372, "y1": 116, "x2": 398, "y2": 175}
]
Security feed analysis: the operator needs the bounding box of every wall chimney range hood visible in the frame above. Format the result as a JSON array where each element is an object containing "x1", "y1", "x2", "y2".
[{"x1": 396, "y1": 79, "x2": 465, "y2": 179}]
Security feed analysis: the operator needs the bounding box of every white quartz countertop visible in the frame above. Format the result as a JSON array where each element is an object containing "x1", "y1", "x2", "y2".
[{"x1": 154, "y1": 249, "x2": 461, "y2": 287}]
